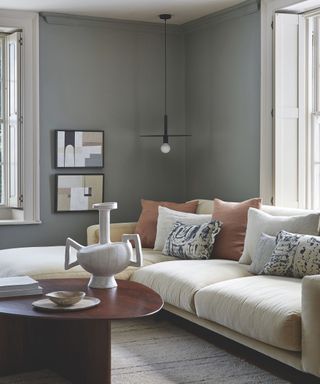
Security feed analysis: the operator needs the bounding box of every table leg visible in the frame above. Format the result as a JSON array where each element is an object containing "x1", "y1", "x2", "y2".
[{"x1": 0, "y1": 316, "x2": 111, "y2": 384}]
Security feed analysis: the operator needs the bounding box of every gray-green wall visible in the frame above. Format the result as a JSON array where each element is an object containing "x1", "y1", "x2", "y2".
[
  {"x1": 0, "y1": 16, "x2": 186, "y2": 249},
  {"x1": 0, "y1": 1, "x2": 261, "y2": 249},
  {"x1": 185, "y1": 3, "x2": 261, "y2": 201}
]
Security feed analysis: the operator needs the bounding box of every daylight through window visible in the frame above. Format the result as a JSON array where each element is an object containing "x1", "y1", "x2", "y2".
[{"x1": 0, "y1": 31, "x2": 22, "y2": 209}]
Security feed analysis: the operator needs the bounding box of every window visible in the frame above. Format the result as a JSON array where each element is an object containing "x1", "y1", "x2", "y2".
[
  {"x1": 0, "y1": 11, "x2": 39, "y2": 224},
  {"x1": 272, "y1": 6, "x2": 320, "y2": 210},
  {"x1": 260, "y1": 0, "x2": 320, "y2": 209},
  {"x1": 0, "y1": 32, "x2": 22, "y2": 209}
]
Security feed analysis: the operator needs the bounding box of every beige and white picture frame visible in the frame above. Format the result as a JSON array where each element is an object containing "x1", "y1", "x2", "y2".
[
  {"x1": 55, "y1": 174, "x2": 104, "y2": 212},
  {"x1": 55, "y1": 130, "x2": 104, "y2": 168}
]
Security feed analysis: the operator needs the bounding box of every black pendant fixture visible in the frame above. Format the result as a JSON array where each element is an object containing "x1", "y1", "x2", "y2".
[{"x1": 140, "y1": 14, "x2": 191, "y2": 154}]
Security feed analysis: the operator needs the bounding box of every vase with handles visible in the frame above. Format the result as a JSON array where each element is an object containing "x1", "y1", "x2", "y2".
[{"x1": 64, "y1": 202, "x2": 143, "y2": 289}]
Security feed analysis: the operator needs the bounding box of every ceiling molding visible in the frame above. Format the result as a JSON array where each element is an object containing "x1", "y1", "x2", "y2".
[
  {"x1": 40, "y1": 0, "x2": 260, "y2": 34},
  {"x1": 40, "y1": 12, "x2": 182, "y2": 34},
  {"x1": 183, "y1": 0, "x2": 260, "y2": 33}
]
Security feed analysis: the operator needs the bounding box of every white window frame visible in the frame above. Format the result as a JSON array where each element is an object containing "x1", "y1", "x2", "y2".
[
  {"x1": 0, "y1": 10, "x2": 39, "y2": 225},
  {"x1": 5, "y1": 31, "x2": 23, "y2": 209},
  {"x1": 0, "y1": 34, "x2": 5, "y2": 207},
  {"x1": 260, "y1": 0, "x2": 307, "y2": 205},
  {"x1": 307, "y1": 15, "x2": 320, "y2": 209}
]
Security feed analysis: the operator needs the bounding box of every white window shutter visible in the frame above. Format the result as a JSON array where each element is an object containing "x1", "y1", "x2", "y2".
[
  {"x1": 6, "y1": 32, "x2": 22, "y2": 208},
  {"x1": 274, "y1": 14, "x2": 306, "y2": 208}
]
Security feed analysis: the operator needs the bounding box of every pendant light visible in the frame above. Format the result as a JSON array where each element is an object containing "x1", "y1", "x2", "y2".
[{"x1": 140, "y1": 14, "x2": 191, "y2": 153}]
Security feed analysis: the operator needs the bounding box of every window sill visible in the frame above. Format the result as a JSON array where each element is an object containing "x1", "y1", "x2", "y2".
[
  {"x1": 0, "y1": 219, "x2": 42, "y2": 226},
  {"x1": 0, "y1": 208, "x2": 40, "y2": 225}
]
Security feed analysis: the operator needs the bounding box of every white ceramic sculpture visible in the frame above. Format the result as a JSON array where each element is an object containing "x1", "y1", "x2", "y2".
[{"x1": 65, "y1": 202, "x2": 143, "y2": 289}]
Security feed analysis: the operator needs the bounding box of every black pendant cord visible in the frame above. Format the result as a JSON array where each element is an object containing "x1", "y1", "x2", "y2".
[
  {"x1": 164, "y1": 17, "x2": 167, "y2": 118},
  {"x1": 163, "y1": 16, "x2": 168, "y2": 142},
  {"x1": 140, "y1": 13, "x2": 191, "y2": 142}
]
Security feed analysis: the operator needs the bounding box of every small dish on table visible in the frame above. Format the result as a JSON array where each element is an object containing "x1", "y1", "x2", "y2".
[
  {"x1": 32, "y1": 291, "x2": 100, "y2": 312},
  {"x1": 46, "y1": 291, "x2": 85, "y2": 307}
]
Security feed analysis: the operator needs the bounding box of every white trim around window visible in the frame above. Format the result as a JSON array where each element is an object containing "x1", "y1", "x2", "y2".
[{"x1": 0, "y1": 10, "x2": 40, "y2": 224}]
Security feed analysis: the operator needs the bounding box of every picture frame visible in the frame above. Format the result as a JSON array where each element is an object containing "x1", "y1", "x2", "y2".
[
  {"x1": 55, "y1": 130, "x2": 104, "y2": 169},
  {"x1": 55, "y1": 174, "x2": 104, "y2": 212}
]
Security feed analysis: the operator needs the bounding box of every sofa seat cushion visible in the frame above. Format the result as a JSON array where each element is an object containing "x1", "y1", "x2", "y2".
[
  {"x1": 0, "y1": 246, "x2": 172, "y2": 280},
  {"x1": 131, "y1": 260, "x2": 251, "y2": 313},
  {"x1": 195, "y1": 275, "x2": 302, "y2": 352}
]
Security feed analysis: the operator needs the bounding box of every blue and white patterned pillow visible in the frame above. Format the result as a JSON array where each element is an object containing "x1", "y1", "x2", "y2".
[
  {"x1": 262, "y1": 230, "x2": 320, "y2": 278},
  {"x1": 162, "y1": 220, "x2": 222, "y2": 260}
]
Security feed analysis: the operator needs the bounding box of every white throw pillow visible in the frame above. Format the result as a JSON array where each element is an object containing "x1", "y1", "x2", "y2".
[
  {"x1": 153, "y1": 206, "x2": 211, "y2": 251},
  {"x1": 239, "y1": 208, "x2": 320, "y2": 264}
]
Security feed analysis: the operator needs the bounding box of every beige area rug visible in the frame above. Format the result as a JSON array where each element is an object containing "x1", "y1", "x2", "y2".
[
  {"x1": 112, "y1": 318, "x2": 289, "y2": 384},
  {"x1": 0, "y1": 317, "x2": 297, "y2": 384}
]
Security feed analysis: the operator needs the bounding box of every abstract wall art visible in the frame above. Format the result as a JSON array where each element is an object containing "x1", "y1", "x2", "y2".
[
  {"x1": 56, "y1": 130, "x2": 104, "y2": 168},
  {"x1": 55, "y1": 174, "x2": 104, "y2": 212}
]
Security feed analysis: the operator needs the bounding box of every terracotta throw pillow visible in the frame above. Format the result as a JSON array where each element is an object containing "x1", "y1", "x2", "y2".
[
  {"x1": 135, "y1": 199, "x2": 198, "y2": 248},
  {"x1": 211, "y1": 198, "x2": 262, "y2": 261}
]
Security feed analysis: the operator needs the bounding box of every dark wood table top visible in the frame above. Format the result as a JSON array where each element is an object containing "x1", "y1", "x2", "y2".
[{"x1": 0, "y1": 279, "x2": 163, "y2": 320}]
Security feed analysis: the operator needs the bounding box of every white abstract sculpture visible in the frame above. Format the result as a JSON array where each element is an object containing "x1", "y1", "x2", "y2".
[{"x1": 65, "y1": 202, "x2": 143, "y2": 289}]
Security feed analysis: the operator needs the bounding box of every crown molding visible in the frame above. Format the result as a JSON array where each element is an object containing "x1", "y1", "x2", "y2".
[
  {"x1": 183, "y1": 0, "x2": 260, "y2": 33},
  {"x1": 40, "y1": 12, "x2": 182, "y2": 35},
  {"x1": 41, "y1": 1, "x2": 260, "y2": 35}
]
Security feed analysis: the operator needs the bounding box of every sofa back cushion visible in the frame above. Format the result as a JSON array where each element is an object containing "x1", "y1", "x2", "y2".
[
  {"x1": 194, "y1": 199, "x2": 318, "y2": 217},
  {"x1": 262, "y1": 205, "x2": 319, "y2": 217},
  {"x1": 135, "y1": 199, "x2": 198, "y2": 248},
  {"x1": 194, "y1": 200, "x2": 214, "y2": 214}
]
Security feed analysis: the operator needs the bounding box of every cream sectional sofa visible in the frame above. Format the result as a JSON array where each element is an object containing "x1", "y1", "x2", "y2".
[
  {"x1": 87, "y1": 199, "x2": 320, "y2": 378},
  {"x1": 0, "y1": 200, "x2": 319, "y2": 378}
]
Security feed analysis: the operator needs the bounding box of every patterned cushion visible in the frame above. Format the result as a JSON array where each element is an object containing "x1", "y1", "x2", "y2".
[
  {"x1": 163, "y1": 220, "x2": 222, "y2": 260},
  {"x1": 262, "y1": 230, "x2": 320, "y2": 278}
]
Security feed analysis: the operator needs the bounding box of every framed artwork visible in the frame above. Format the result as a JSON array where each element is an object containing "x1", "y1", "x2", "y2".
[
  {"x1": 55, "y1": 130, "x2": 104, "y2": 168},
  {"x1": 55, "y1": 174, "x2": 104, "y2": 212}
]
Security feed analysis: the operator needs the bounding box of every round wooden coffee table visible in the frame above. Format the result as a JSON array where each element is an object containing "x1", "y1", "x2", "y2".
[{"x1": 0, "y1": 278, "x2": 163, "y2": 384}]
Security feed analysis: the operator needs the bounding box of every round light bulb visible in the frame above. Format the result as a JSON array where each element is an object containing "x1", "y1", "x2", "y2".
[{"x1": 160, "y1": 142, "x2": 171, "y2": 154}]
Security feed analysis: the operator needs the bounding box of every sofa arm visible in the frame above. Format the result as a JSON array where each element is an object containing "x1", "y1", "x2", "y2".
[
  {"x1": 302, "y1": 275, "x2": 320, "y2": 376},
  {"x1": 87, "y1": 222, "x2": 137, "y2": 245}
]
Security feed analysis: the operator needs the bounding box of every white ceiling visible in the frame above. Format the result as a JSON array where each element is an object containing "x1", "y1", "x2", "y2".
[{"x1": 0, "y1": 0, "x2": 247, "y2": 25}]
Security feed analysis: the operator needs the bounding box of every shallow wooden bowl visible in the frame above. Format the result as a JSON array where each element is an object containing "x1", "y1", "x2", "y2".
[{"x1": 46, "y1": 291, "x2": 86, "y2": 307}]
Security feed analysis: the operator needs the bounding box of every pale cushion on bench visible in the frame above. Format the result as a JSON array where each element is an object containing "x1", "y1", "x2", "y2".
[
  {"x1": 0, "y1": 246, "x2": 173, "y2": 280},
  {"x1": 195, "y1": 275, "x2": 302, "y2": 352},
  {"x1": 131, "y1": 259, "x2": 251, "y2": 313},
  {"x1": 0, "y1": 246, "x2": 89, "y2": 280}
]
